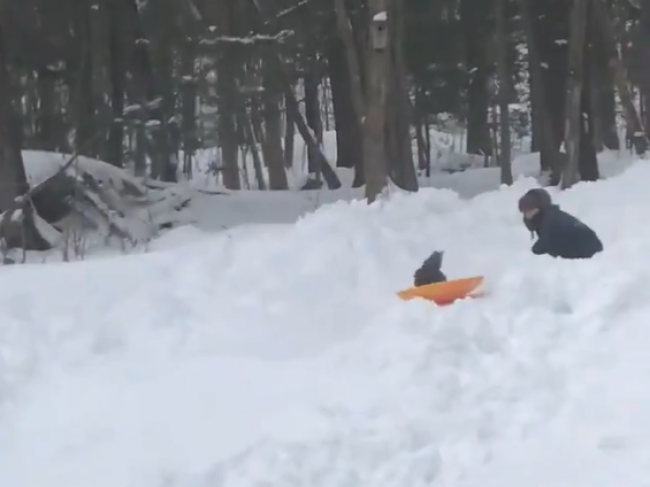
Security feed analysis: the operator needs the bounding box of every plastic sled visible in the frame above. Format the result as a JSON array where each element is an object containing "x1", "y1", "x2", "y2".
[{"x1": 397, "y1": 276, "x2": 484, "y2": 306}]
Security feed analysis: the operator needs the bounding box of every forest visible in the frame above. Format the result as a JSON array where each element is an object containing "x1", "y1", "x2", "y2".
[{"x1": 0, "y1": 0, "x2": 647, "y2": 251}]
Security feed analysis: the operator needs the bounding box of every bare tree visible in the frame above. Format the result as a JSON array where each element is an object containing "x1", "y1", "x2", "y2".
[
  {"x1": 562, "y1": 0, "x2": 590, "y2": 189},
  {"x1": 363, "y1": 2, "x2": 391, "y2": 201},
  {"x1": 0, "y1": 10, "x2": 48, "y2": 250},
  {"x1": 334, "y1": 0, "x2": 391, "y2": 202},
  {"x1": 593, "y1": 0, "x2": 648, "y2": 154},
  {"x1": 494, "y1": 0, "x2": 513, "y2": 185}
]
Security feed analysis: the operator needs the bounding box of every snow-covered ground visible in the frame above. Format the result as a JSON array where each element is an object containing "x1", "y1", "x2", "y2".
[
  {"x1": 1, "y1": 151, "x2": 650, "y2": 487},
  {"x1": 188, "y1": 148, "x2": 635, "y2": 231}
]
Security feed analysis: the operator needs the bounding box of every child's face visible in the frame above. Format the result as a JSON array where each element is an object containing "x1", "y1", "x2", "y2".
[{"x1": 522, "y1": 208, "x2": 539, "y2": 220}]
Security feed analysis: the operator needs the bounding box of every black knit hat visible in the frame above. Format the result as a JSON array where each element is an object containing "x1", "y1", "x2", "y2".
[{"x1": 518, "y1": 188, "x2": 552, "y2": 212}]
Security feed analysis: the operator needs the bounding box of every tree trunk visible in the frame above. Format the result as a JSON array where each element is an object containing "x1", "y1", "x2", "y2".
[
  {"x1": 261, "y1": 58, "x2": 288, "y2": 190},
  {"x1": 36, "y1": 70, "x2": 58, "y2": 151},
  {"x1": 364, "y1": 1, "x2": 390, "y2": 202},
  {"x1": 239, "y1": 109, "x2": 266, "y2": 190},
  {"x1": 561, "y1": 0, "x2": 589, "y2": 189},
  {"x1": 106, "y1": 0, "x2": 125, "y2": 168},
  {"x1": 245, "y1": 0, "x2": 341, "y2": 189},
  {"x1": 209, "y1": 0, "x2": 241, "y2": 189},
  {"x1": 304, "y1": 57, "x2": 323, "y2": 176},
  {"x1": 123, "y1": 0, "x2": 175, "y2": 181},
  {"x1": 0, "y1": 14, "x2": 50, "y2": 251},
  {"x1": 593, "y1": 0, "x2": 647, "y2": 154},
  {"x1": 461, "y1": 0, "x2": 491, "y2": 156},
  {"x1": 327, "y1": 36, "x2": 364, "y2": 186},
  {"x1": 0, "y1": 44, "x2": 28, "y2": 208},
  {"x1": 134, "y1": 125, "x2": 146, "y2": 176},
  {"x1": 529, "y1": 60, "x2": 540, "y2": 153},
  {"x1": 180, "y1": 28, "x2": 197, "y2": 178},
  {"x1": 414, "y1": 87, "x2": 429, "y2": 173},
  {"x1": 218, "y1": 64, "x2": 241, "y2": 189},
  {"x1": 73, "y1": 0, "x2": 95, "y2": 157},
  {"x1": 637, "y1": 0, "x2": 650, "y2": 115},
  {"x1": 578, "y1": 57, "x2": 599, "y2": 182},
  {"x1": 385, "y1": 0, "x2": 417, "y2": 191},
  {"x1": 521, "y1": 0, "x2": 559, "y2": 178},
  {"x1": 590, "y1": 47, "x2": 618, "y2": 151},
  {"x1": 278, "y1": 65, "x2": 342, "y2": 189},
  {"x1": 334, "y1": 0, "x2": 390, "y2": 198},
  {"x1": 533, "y1": 0, "x2": 571, "y2": 182},
  {"x1": 495, "y1": 0, "x2": 513, "y2": 185},
  {"x1": 283, "y1": 98, "x2": 294, "y2": 168},
  {"x1": 152, "y1": 4, "x2": 179, "y2": 163}
]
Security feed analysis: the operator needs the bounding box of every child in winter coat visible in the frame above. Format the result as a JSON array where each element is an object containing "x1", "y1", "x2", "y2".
[{"x1": 518, "y1": 188, "x2": 603, "y2": 259}]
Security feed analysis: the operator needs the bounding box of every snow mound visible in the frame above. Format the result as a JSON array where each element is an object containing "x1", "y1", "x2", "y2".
[{"x1": 1, "y1": 160, "x2": 649, "y2": 487}]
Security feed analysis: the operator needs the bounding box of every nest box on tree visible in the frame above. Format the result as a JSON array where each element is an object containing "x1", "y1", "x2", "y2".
[{"x1": 370, "y1": 11, "x2": 388, "y2": 51}]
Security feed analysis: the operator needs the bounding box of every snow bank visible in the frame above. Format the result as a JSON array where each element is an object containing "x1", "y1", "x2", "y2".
[
  {"x1": 190, "y1": 149, "x2": 636, "y2": 231},
  {"x1": 1, "y1": 159, "x2": 649, "y2": 487}
]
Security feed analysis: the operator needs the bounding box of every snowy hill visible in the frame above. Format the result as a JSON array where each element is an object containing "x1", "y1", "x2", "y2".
[{"x1": 1, "y1": 158, "x2": 650, "y2": 487}]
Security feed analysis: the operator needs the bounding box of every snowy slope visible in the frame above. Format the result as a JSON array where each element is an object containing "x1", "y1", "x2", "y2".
[{"x1": 1, "y1": 160, "x2": 650, "y2": 487}]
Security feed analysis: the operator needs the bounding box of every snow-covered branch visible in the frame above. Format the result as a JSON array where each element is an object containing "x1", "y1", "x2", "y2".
[{"x1": 199, "y1": 31, "x2": 292, "y2": 47}]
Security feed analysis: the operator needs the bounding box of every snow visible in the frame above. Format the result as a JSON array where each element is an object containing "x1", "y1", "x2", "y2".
[
  {"x1": 188, "y1": 148, "x2": 635, "y2": 231},
  {"x1": 22, "y1": 150, "x2": 135, "y2": 188},
  {"x1": 2, "y1": 153, "x2": 650, "y2": 486},
  {"x1": 373, "y1": 11, "x2": 387, "y2": 22}
]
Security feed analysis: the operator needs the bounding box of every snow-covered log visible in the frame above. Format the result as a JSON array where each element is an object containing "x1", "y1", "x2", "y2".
[{"x1": 0, "y1": 151, "x2": 192, "y2": 251}]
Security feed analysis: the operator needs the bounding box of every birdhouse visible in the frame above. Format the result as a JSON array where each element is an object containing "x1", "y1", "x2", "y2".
[{"x1": 370, "y1": 11, "x2": 388, "y2": 51}]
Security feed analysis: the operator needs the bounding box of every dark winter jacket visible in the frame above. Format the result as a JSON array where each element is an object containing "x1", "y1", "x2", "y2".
[
  {"x1": 522, "y1": 195, "x2": 603, "y2": 259},
  {"x1": 413, "y1": 251, "x2": 447, "y2": 287}
]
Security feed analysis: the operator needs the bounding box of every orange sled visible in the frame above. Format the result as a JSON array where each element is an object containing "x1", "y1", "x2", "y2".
[{"x1": 397, "y1": 276, "x2": 484, "y2": 306}]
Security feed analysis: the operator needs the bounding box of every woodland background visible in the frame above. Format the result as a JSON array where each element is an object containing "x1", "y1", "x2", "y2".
[{"x1": 0, "y1": 0, "x2": 647, "y2": 250}]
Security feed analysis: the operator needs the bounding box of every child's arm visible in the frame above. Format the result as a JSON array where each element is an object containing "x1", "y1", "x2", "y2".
[{"x1": 530, "y1": 213, "x2": 558, "y2": 256}]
